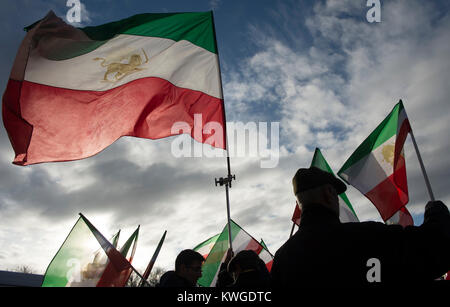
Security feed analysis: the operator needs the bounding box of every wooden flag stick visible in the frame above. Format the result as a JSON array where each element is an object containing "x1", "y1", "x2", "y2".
[{"x1": 410, "y1": 130, "x2": 435, "y2": 201}]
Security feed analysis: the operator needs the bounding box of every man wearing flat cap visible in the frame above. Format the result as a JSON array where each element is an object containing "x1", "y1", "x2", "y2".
[{"x1": 270, "y1": 167, "x2": 450, "y2": 287}]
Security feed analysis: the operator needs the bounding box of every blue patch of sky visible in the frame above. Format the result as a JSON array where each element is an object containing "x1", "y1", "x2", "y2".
[{"x1": 412, "y1": 212, "x2": 424, "y2": 226}]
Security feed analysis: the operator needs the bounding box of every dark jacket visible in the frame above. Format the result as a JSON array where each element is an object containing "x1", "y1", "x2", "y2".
[
  {"x1": 157, "y1": 271, "x2": 194, "y2": 287},
  {"x1": 217, "y1": 259, "x2": 272, "y2": 288},
  {"x1": 271, "y1": 201, "x2": 450, "y2": 287}
]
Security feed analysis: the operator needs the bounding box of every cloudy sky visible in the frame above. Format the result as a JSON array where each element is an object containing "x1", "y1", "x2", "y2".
[{"x1": 0, "y1": 0, "x2": 449, "y2": 276}]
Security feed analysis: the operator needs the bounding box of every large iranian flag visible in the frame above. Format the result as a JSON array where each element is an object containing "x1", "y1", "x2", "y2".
[
  {"x1": 42, "y1": 214, "x2": 131, "y2": 287},
  {"x1": 197, "y1": 220, "x2": 273, "y2": 287},
  {"x1": 311, "y1": 148, "x2": 359, "y2": 223},
  {"x1": 338, "y1": 101, "x2": 411, "y2": 221},
  {"x1": 3, "y1": 11, "x2": 225, "y2": 165}
]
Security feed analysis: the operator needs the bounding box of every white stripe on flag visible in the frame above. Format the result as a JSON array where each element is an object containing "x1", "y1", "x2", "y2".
[
  {"x1": 25, "y1": 35, "x2": 222, "y2": 98},
  {"x1": 339, "y1": 135, "x2": 396, "y2": 194}
]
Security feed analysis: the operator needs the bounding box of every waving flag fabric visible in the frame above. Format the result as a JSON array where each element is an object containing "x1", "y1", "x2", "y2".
[
  {"x1": 291, "y1": 202, "x2": 302, "y2": 226},
  {"x1": 3, "y1": 11, "x2": 225, "y2": 165},
  {"x1": 386, "y1": 206, "x2": 414, "y2": 227},
  {"x1": 198, "y1": 220, "x2": 273, "y2": 287},
  {"x1": 193, "y1": 233, "x2": 220, "y2": 260},
  {"x1": 311, "y1": 148, "x2": 359, "y2": 222},
  {"x1": 42, "y1": 215, "x2": 129, "y2": 287},
  {"x1": 338, "y1": 101, "x2": 411, "y2": 221},
  {"x1": 97, "y1": 226, "x2": 139, "y2": 287}
]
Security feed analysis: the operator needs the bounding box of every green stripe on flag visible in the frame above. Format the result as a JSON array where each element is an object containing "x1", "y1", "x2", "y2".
[
  {"x1": 311, "y1": 148, "x2": 334, "y2": 174},
  {"x1": 197, "y1": 221, "x2": 240, "y2": 287},
  {"x1": 260, "y1": 239, "x2": 268, "y2": 252},
  {"x1": 312, "y1": 148, "x2": 358, "y2": 219},
  {"x1": 26, "y1": 12, "x2": 217, "y2": 60},
  {"x1": 82, "y1": 12, "x2": 217, "y2": 53},
  {"x1": 339, "y1": 192, "x2": 356, "y2": 216},
  {"x1": 112, "y1": 230, "x2": 120, "y2": 248},
  {"x1": 119, "y1": 226, "x2": 139, "y2": 256},
  {"x1": 42, "y1": 217, "x2": 96, "y2": 287},
  {"x1": 338, "y1": 103, "x2": 401, "y2": 175},
  {"x1": 193, "y1": 233, "x2": 220, "y2": 252}
]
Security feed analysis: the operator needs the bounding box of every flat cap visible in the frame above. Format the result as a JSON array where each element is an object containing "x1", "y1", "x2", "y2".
[{"x1": 292, "y1": 166, "x2": 347, "y2": 195}]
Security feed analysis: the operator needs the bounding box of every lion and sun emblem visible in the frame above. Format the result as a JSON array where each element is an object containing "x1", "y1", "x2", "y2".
[
  {"x1": 93, "y1": 48, "x2": 149, "y2": 83},
  {"x1": 381, "y1": 143, "x2": 404, "y2": 167}
]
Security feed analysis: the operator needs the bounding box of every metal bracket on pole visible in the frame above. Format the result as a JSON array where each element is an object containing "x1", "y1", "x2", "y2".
[
  {"x1": 214, "y1": 174, "x2": 236, "y2": 188},
  {"x1": 215, "y1": 174, "x2": 236, "y2": 251}
]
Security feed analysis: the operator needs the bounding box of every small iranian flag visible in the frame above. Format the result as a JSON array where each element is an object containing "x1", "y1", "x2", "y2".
[
  {"x1": 258, "y1": 240, "x2": 274, "y2": 272},
  {"x1": 259, "y1": 239, "x2": 270, "y2": 253},
  {"x1": 291, "y1": 202, "x2": 302, "y2": 226},
  {"x1": 42, "y1": 214, "x2": 130, "y2": 287},
  {"x1": 89, "y1": 230, "x2": 120, "y2": 268},
  {"x1": 96, "y1": 225, "x2": 139, "y2": 287},
  {"x1": 3, "y1": 11, "x2": 225, "y2": 165},
  {"x1": 197, "y1": 220, "x2": 273, "y2": 287},
  {"x1": 141, "y1": 230, "x2": 167, "y2": 286},
  {"x1": 193, "y1": 233, "x2": 220, "y2": 260},
  {"x1": 311, "y1": 148, "x2": 359, "y2": 223},
  {"x1": 338, "y1": 101, "x2": 411, "y2": 221}
]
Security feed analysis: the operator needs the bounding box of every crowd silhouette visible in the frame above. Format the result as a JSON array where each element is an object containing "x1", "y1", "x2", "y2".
[{"x1": 158, "y1": 167, "x2": 450, "y2": 287}]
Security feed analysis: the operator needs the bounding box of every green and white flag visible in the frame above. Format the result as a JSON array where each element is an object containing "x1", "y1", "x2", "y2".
[
  {"x1": 311, "y1": 148, "x2": 359, "y2": 222},
  {"x1": 42, "y1": 214, "x2": 130, "y2": 287},
  {"x1": 197, "y1": 220, "x2": 273, "y2": 287},
  {"x1": 193, "y1": 233, "x2": 220, "y2": 260}
]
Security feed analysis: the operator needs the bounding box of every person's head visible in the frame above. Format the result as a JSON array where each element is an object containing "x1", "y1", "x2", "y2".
[
  {"x1": 227, "y1": 250, "x2": 260, "y2": 280},
  {"x1": 292, "y1": 166, "x2": 347, "y2": 217},
  {"x1": 175, "y1": 249, "x2": 205, "y2": 286}
]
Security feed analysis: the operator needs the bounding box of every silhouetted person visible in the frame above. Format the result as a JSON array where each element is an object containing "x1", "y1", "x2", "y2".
[
  {"x1": 271, "y1": 167, "x2": 450, "y2": 287},
  {"x1": 158, "y1": 249, "x2": 204, "y2": 287},
  {"x1": 218, "y1": 249, "x2": 271, "y2": 287},
  {"x1": 216, "y1": 248, "x2": 235, "y2": 287}
]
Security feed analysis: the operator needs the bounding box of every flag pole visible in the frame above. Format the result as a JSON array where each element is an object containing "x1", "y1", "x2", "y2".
[
  {"x1": 289, "y1": 222, "x2": 296, "y2": 238},
  {"x1": 211, "y1": 11, "x2": 235, "y2": 252},
  {"x1": 409, "y1": 130, "x2": 435, "y2": 201},
  {"x1": 139, "y1": 230, "x2": 167, "y2": 287}
]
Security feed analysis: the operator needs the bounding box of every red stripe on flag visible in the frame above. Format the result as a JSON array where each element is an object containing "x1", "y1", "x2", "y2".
[
  {"x1": 365, "y1": 158, "x2": 409, "y2": 221},
  {"x1": 97, "y1": 246, "x2": 136, "y2": 287},
  {"x1": 245, "y1": 240, "x2": 273, "y2": 272},
  {"x1": 97, "y1": 263, "x2": 132, "y2": 287},
  {"x1": 394, "y1": 118, "x2": 411, "y2": 194},
  {"x1": 265, "y1": 260, "x2": 273, "y2": 272},
  {"x1": 4, "y1": 78, "x2": 225, "y2": 165},
  {"x1": 2, "y1": 79, "x2": 33, "y2": 161},
  {"x1": 394, "y1": 117, "x2": 411, "y2": 169},
  {"x1": 291, "y1": 202, "x2": 301, "y2": 226},
  {"x1": 244, "y1": 239, "x2": 264, "y2": 255},
  {"x1": 397, "y1": 206, "x2": 414, "y2": 227}
]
